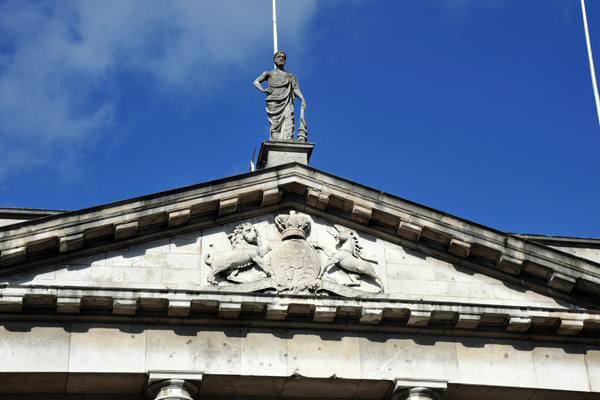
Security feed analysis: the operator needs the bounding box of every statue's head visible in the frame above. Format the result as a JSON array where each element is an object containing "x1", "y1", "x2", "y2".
[
  {"x1": 273, "y1": 51, "x2": 286, "y2": 67},
  {"x1": 273, "y1": 51, "x2": 286, "y2": 61},
  {"x1": 229, "y1": 222, "x2": 258, "y2": 246}
]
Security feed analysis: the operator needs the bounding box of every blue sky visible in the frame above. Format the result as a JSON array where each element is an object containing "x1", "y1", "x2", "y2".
[{"x1": 0, "y1": 0, "x2": 599, "y2": 238}]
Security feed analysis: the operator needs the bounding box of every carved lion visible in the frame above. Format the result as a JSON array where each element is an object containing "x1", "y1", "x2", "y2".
[{"x1": 205, "y1": 222, "x2": 270, "y2": 284}]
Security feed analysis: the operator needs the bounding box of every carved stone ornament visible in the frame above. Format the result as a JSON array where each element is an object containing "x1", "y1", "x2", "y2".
[
  {"x1": 203, "y1": 213, "x2": 383, "y2": 296},
  {"x1": 205, "y1": 222, "x2": 270, "y2": 285},
  {"x1": 271, "y1": 211, "x2": 321, "y2": 293},
  {"x1": 318, "y1": 229, "x2": 383, "y2": 292}
]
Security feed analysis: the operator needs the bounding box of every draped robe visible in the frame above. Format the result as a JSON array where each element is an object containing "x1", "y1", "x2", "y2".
[{"x1": 265, "y1": 70, "x2": 298, "y2": 141}]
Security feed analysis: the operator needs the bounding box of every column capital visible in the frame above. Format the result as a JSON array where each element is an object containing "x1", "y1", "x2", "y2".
[
  {"x1": 147, "y1": 371, "x2": 203, "y2": 400},
  {"x1": 392, "y1": 378, "x2": 448, "y2": 400}
]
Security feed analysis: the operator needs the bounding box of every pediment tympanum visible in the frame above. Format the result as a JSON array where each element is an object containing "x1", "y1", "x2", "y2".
[{"x1": 1, "y1": 210, "x2": 569, "y2": 309}]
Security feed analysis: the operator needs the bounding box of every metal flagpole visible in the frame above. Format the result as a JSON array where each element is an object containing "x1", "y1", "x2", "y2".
[
  {"x1": 273, "y1": 0, "x2": 278, "y2": 54},
  {"x1": 581, "y1": 0, "x2": 600, "y2": 130}
]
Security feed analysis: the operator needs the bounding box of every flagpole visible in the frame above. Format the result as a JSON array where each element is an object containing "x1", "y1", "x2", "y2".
[
  {"x1": 273, "y1": 0, "x2": 278, "y2": 54},
  {"x1": 581, "y1": 0, "x2": 600, "y2": 130}
]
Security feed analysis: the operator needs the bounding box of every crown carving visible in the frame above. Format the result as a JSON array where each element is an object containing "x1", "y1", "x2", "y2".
[{"x1": 275, "y1": 211, "x2": 311, "y2": 240}]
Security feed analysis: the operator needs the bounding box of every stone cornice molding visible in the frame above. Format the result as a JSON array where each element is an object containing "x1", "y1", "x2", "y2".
[
  {"x1": 1, "y1": 285, "x2": 599, "y2": 342},
  {"x1": 1, "y1": 164, "x2": 599, "y2": 307}
]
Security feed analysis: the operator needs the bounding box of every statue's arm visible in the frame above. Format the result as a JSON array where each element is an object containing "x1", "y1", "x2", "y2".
[
  {"x1": 253, "y1": 71, "x2": 270, "y2": 93},
  {"x1": 293, "y1": 86, "x2": 307, "y2": 110}
]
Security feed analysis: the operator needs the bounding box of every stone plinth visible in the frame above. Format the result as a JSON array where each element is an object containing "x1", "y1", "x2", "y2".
[{"x1": 256, "y1": 140, "x2": 314, "y2": 169}]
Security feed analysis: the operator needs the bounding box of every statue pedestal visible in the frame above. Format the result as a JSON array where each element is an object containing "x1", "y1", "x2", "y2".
[{"x1": 256, "y1": 141, "x2": 314, "y2": 169}]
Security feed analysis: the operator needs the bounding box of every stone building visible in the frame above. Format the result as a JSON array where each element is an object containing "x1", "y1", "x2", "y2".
[{"x1": 1, "y1": 141, "x2": 600, "y2": 400}]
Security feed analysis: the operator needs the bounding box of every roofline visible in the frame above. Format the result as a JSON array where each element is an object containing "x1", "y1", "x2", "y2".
[
  {"x1": 0, "y1": 207, "x2": 70, "y2": 220},
  {"x1": 514, "y1": 234, "x2": 600, "y2": 248}
]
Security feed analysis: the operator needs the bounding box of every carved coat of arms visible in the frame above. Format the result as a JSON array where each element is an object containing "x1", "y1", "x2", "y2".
[{"x1": 203, "y1": 210, "x2": 383, "y2": 295}]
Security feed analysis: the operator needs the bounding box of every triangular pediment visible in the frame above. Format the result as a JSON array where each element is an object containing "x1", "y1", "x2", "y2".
[
  {"x1": 1, "y1": 211, "x2": 572, "y2": 308},
  {"x1": 1, "y1": 164, "x2": 599, "y2": 339}
]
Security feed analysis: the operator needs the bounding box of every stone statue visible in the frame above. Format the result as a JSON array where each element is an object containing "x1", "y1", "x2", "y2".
[
  {"x1": 318, "y1": 229, "x2": 382, "y2": 290},
  {"x1": 254, "y1": 51, "x2": 307, "y2": 142},
  {"x1": 205, "y1": 222, "x2": 270, "y2": 284}
]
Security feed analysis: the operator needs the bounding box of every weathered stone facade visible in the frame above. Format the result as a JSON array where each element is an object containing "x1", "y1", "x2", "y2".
[{"x1": 1, "y1": 164, "x2": 599, "y2": 399}]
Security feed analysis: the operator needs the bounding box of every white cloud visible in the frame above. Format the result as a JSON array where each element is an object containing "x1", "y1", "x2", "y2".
[{"x1": 0, "y1": 0, "x2": 319, "y2": 180}]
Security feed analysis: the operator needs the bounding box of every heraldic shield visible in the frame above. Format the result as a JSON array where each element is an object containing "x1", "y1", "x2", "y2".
[
  {"x1": 271, "y1": 239, "x2": 321, "y2": 293},
  {"x1": 270, "y1": 211, "x2": 321, "y2": 293}
]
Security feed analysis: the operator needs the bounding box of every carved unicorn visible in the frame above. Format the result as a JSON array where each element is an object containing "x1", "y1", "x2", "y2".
[{"x1": 318, "y1": 228, "x2": 382, "y2": 291}]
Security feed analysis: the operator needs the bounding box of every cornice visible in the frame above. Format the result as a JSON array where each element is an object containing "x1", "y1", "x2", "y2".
[{"x1": 0, "y1": 284, "x2": 599, "y2": 343}]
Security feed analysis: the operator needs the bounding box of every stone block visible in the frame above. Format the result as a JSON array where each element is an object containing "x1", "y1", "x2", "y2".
[
  {"x1": 523, "y1": 260, "x2": 553, "y2": 279},
  {"x1": 351, "y1": 203, "x2": 372, "y2": 224},
  {"x1": 58, "y1": 233, "x2": 83, "y2": 253},
  {"x1": 66, "y1": 372, "x2": 146, "y2": 394},
  {"x1": 313, "y1": 306, "x2": 337, "y2": 322},
  {"x1": 532, "y1": 345, "x2": 589, "y2": 391},
  {"x1": 218, "y1": 302, "x2": 242, "y2": 318},
  {"x1": 420, "y1": 226, "x2": 452, "y2": 245},
  {"x1": 0, "y1": 323, "x2": 71, "y2": 372},
  {"x1": 480, "y1": 312, "x2": 508, "y2": 324},
  {"x1": 306, "y1": 188, "x2": 329, "y2": 210},
  {"x1": 106, "y1": 251, "x2": 166, "y2": 268},
  {"x1": 359, "y1": 333, "x2": 459, "y2": 381},
  {"x1": 169, "y1": 236, "x2": 201, "y2": 254},
  {"x1": 496, "y1": 254, "x2": 523, "y2": 275},
  {"x1": 448, "y1": 238, "x2": 471, "y2": 258},
  {"x1": 166, "y1": 253, "x2": 201, "y2": 269},
  {"x1": 505, "y1": 316, "x2": 531, "y2": 332},
  {"x1": 0, "y1": 372, "x2": 68, "y2": 394},
  {"x1": 167, "y1": 209, "x2": 190, "y2": 228},
  {"x1": 198, "y1": 375, "x2": 239, "y2": 395},
  {"x1": 24, "y1": 294, "x2": 55, "y2": 307},
  {"x1": 80, "y1": 296, "x2": 112, "y2": 308},
  {"x1": 114, "y1": 267, "x2": 162, "y2": 284},
  {"x1": 353, "y1": 379, "x2": 394, "y2": 399},
  {"x1": 167, "y1": 300, "x2": 191, "y2": 316},
  {"x1": 261, "y1": 187, "x2": 281, "y2": 207},
  {"x1": 69, "y1": 324, "x2": 146, "y2": 373},
  {"x1": 286, "y1": 331, "x2": 361, "y2": 379},
  {"x1": 0, "y1": 296, "x2": 23, "y2": 312},
  {"x1": 218, "y1": 196, "x2": 238, "y2": 216},
  {"x1": 57, "y1": 297, "x2": 81, "y2": 314},
  {"x1": 454, "y1": 314, "x2": 480, "y2": 329},
  {"x1": 1, "y1": 246, "x2": 26, "y2": 266},
  {"x1": 114, "y1": 221, "x2": 139, "y2": 240},
  {"x1": 406, "y1": 310, "x2": 431, "y2": 327},
  {"x1": 265, "y1": 304, "x2": 288, "y2": 320},
  {"x1": 240, "y1": 329, "x2": 288, "y2": 377},
  {"x1": 584, "y1": 347, "x2": 600, "y2": 392},
  {"x1": 113, "y1": 299, "x2": 138, "y2": 315},
  {"x1": 84, "y1": 224, "x2": 114, "y2": 241},
  {"x1": 55, "y1": 264, "x2": 92, "y2": 282},
  {"x1": 235, "y1": 376, "x2": 286, "y2": 396},
  {"x1": 256, "y1": 140, "x2": 314, "y2": 169},
  {"x1": 146, "y1": 327, "x2": 241, "y2": 374},
  {"x1": 454, "y1": 338, "x2": 537, "y2": 387},
  {"x1": 280, "y1": 378, "x2": 361, "y2": 398},
  {"x1": 162, "y1": 268, "x2": 200, "y2": 284},
  {"x1": 397, "y1": 222, "x2": 422, "y2": 241},
  {"x1": 547, "y1": 272, "x2": 576, "y2": 292},
  {"x1": 360, "y1": 308, "x2": 383, "y2": 324},
  {"x1": 27, "y1": 236, "x2": 58, "y2": 253},
  {"x1": 138, "y1": 212, "x2": 166, "y2": 228},
  {"x1": 557, "y1": 319, "x2": 584, "y2": 335},
  {"x1": 139, "y1": 297, "x2": 167, "y2": 310}
]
